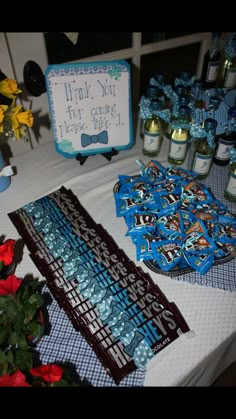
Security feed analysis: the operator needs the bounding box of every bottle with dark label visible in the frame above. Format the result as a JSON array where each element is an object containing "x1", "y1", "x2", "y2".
[
  {"x1": 143, "y1": 99, "x2": 162, "y2": 157},
  {"x1": 214, "y1": 106, "x2": 236, "y2": 166},
  {"x1": 216, "y1": 32, "x2": 236, "y2": 90},
  {"x1": 168, "y1": 105, "x2": 191, "y2": 165},
  {"x1": 224, "y1": 158, "x2": 236, "y2": 202},
  {"x1": 191, "y1": 118, "x2": 217, "y2": 179},
  {"x1": 201, "y1": 32, "x2": 222, "y2": 88}
]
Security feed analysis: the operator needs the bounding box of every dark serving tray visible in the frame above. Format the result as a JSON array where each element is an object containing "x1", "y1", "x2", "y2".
[
  {"x1": 143, "y1": 252, "x2": 235, "y2": 277},
  {"x1": 113, "y1": 181, "x2": 236, "y2": 277}
]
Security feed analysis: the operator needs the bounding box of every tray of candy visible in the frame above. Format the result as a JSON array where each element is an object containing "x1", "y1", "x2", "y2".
[
  {"x1": 143, "y1": 251, "x2": 236, "y2": 277},
  {"x1": 113, "y1": 181, "x2": 236, "y2": 277}
]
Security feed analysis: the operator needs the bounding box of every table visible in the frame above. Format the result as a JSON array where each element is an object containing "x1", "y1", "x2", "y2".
[{"x1": 2, "y1": 135, "x2": 236, "y2": 387}]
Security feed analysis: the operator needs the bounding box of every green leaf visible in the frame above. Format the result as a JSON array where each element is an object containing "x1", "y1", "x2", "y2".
[
  {"x1": 23, "y1": 301, "x2": 37, "y2": 320},
  {"x1": 54, "y1": 379, "x2": 70, "y2": 387},
  {"x1": 17, "y1": 334, "x2": 28, "y2": 350},
  {"x1": 8, "y1": 331, "x2": 18, "y2": 346},
  {"x1": 0, "y1": 325, "x2": 10, "y2": 346},
  {"x1": 0, "y1": 295, "x2": 13, "y2": 309},
  {"x1": 0, "y1": 349, "x2": 7, "y2": 365},
  {"x1": 28, "y1": 293, "x2": 44, "y2": 309},
  {"x1": 14, "y1": 311, "x2": 25, "y2": 333},
  {"x1": 15, "y1": 349, "x2": 33, "y2": 371},
  {"x1": 29, "y1": 321, "x2": 43, "y2": 340},
  {"x1": 6, "y1": 349, "x2": 14, "y2": 365},
  {"x1": 0, "y1": 297, "x2": 18, "y2": 320}
]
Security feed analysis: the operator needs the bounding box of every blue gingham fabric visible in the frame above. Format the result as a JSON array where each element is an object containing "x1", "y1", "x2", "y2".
[
  {"x1": 189, "y1": 89, "x2": 236, "y2": 135},
  {"x1": 37, "y1": 285, "x2": 146, "y2": 387}
]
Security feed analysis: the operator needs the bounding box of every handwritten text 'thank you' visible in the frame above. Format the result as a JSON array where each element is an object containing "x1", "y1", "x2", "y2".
[{"x1": 63, "y1": 79, "x2": 116, "y2": 104}]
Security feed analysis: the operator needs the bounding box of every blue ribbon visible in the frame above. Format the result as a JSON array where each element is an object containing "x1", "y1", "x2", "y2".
[
  {"x1": 190, "y1": 123, "x2": 216, "y2": 148},
  {"x1": 81, "y1": 130, "x2": 108, "y2": 148},
  {"x1": 163, "y1": 86, "x2": 179, "y2": 117},
  {"x1": 139, "y1": 102, "x2": 171, "y2": 122},
  {"x1": 139, "y1": 95, "x2": 151, "y2": 108},
  {"x1": 149, "y1": 77, "x2": 164, "y2": 90},
  {"x1": 229, "y1": 148, "x2": 236, "y2": 164},
  {"x1": 170, "y1": 121, "x2": 191, "y2": 131},
  {"x1": 175, "y1": 75, "x2": 196, "y2": 87}
]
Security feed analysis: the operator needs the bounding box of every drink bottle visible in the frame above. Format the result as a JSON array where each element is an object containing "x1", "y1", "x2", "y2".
[
  {"x1": 201, "y1": 32, "x2": 222, "y2": 88},
  {"x1": 143, "y1": 99, "x2": 162, "y2": 157},
  {"x1": 214, "y1": 106, "x2": 236, "y2": 166},
  {"x1": 191, "y1": 118, "x2": 217, "y2": 179}
]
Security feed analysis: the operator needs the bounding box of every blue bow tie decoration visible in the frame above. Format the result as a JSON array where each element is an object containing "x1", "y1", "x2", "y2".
[
  {"x1": 190, "y1": 123, "x2": 215, "y2": 148},
  {"x1": 149, "y1": 77, "x2": 164, "y2": 90},
  {"x1": 81, "y1": 130, "x2": 108, "y2": 148},
  {"x1": 139, "y1": 95, "x2": 151, "y2": 109},
  {"x1": 163, "y1": 86, "x2": 179, "y2": 117},
  {"x1": 139, "y1": 102, "x2": 171, "y2": 123},
  {"x1": 170, "y1": 121, "x2": 191, "y2": 131},
  {"x1": 163, "y1": 84, "x2": 175, "y2": 99},
  {"x1": 175, "y1": 75, "x2": 196, "y2": 87}
]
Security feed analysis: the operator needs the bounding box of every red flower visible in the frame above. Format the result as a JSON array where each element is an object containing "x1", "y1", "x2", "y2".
[
  {"x1": 0, "y1": 275, "x2": 22, "y2": 295},
  {"x1": 0, "y1": 239, "x2": 15, "y2": 266},
  {"x1": 0, "y1": 370, "x2": 30, "y2": 387},
  {"x1": 30, "y1": 364, "x2": 64, "y2": 383}
]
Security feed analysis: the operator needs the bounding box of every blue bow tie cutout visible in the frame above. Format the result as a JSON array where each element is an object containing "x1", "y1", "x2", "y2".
[{"x1": 81, "y1": 130, "x2": 108, "y2": 148}]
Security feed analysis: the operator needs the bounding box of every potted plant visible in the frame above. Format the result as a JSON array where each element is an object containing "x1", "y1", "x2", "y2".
[
  {"x1": 0, "y1": 70, "x2": 34, "y2": 192},
  {"x1": 0, "y1": 275, "x2": 44, "y2": 376},
  {"x1": 0, "y1": 238, "x2": 83, "y2": 387}
]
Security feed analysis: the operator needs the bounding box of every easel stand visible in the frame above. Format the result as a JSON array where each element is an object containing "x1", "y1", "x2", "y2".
[{"x1": 76, "y1": 148, "x2": 119, "y2": 166}]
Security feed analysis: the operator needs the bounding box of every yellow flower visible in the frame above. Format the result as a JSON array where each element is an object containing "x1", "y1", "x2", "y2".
[
  {"x1": 0, "y1": 79, "x2": 22, "y2": 99},
  {"x1": 0, "y1": 74, "x2": 33, "y2": 141},
  {"x1": 7, "y1": 104, "x2": 30, "y2": 140},
  {"x1": 17, "y1": 110, "x2": 34, "y2": 128},
  {"x1": 0, "y1": 105, "x2": 8, "y2": 134}
]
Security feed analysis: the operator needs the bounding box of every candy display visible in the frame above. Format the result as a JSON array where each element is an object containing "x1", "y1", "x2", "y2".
[
  {"x1": 8, "y1": 186, "x2": 190, "y2": 384},
  {"x1": 113, "y1": 160, "x2": 236, "y2": 277}
]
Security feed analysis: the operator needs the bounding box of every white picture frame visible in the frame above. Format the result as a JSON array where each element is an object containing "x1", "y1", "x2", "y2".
[{"x1": 45, "y1": 60, "x2": 134, "y2": 158}]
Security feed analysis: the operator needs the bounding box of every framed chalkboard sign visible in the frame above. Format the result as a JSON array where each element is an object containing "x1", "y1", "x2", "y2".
[{"x1": 45, "y1": 60, "x2": 133, "y2": 158}]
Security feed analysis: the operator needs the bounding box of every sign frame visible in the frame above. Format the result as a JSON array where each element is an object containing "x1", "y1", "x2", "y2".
[{"x1": 45, "y1": 60, "x2": 134, "y2": 158}]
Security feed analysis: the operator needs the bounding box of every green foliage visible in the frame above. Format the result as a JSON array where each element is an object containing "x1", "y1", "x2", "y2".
[{"x1": 0, "y1": 278, "x2": 44, "y2": 375}]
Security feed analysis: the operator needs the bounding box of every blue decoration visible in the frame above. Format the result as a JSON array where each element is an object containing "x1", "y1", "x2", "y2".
[
  {"x1": 0, "y1": 150, "x2": 11, "y2": 193},
  {"x1": 81, "y1": 130, "x2": 108, "y2": 148},
  {"x1": 139, "y1": 101, "x2": 171, "y2": 123},
  {"x1": 175, "y1": 75, "x2": 196, "y2": 87},
  {"x1": 58, "y1": 139, "x2": 75, "y2": 153},
  {"x1": 108, "y1": 65, "x2": 122, "y2": 80},
  {"x1": 229, "y1": 148, "x2": 236, "y2": 164},
  {"x1": 170, "y1": 122, "x2": 190, "y2": 131},
  {"x1": 190, "y1": 123, "x2": 216, "y2": 148}
]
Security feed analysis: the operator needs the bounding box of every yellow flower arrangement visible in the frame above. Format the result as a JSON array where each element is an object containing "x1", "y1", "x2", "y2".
[{"x1": 0, "y1": 73, "x2": 33, "y2": 141}]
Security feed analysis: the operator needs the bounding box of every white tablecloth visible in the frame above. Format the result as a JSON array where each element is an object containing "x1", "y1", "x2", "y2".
[{"x1": 1, "y1": 136, "x2": 236, "y2": 386}]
